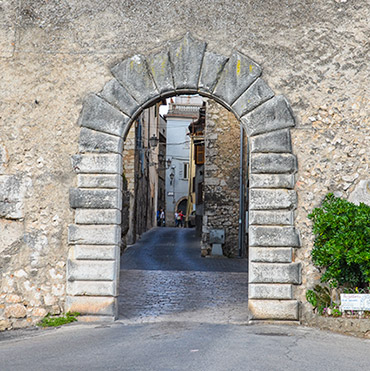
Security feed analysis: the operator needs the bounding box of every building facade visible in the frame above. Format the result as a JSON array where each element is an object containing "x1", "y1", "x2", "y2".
[
  {"x1": 164, "y1": 96, "x2": 203, "y2": 226},
  {"x1": 0, "y1": 1, "x2": 369, "y2": 330}
]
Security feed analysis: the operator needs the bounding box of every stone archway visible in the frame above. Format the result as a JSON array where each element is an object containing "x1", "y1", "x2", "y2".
[{"x1": 67, "y1": 33, "x2": 301, "y2": 322}]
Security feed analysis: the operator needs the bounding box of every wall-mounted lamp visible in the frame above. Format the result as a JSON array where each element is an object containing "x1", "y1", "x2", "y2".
[
  {"x1": 169, "y1": 171, "x2": 175, "y2": 185},
  {"x1": 149, "y1": 134, "x2": 159, "y2": 148}
]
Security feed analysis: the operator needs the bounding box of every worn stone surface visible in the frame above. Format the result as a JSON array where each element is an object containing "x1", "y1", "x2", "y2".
[
  {"x1": 249, "y1": 300, "x2": 299, "y2": 320},
  {"x1": 249, "y1": 226, "x2": 300, "y2": 247},
  {"x1": 249, "y1": 174, "x2": 295, "y2": 189},
  {"x1": 213, "y1": 52, "x2": 261, "y2": 106},
  {"x1": 4, "y1": 304, "x2": 27, "y2": 318},
  {"x1": 1, "y1": 0, "x2": 369, "y2": 329},
  {"x1": 250, "y1": 247, "x2": 292, "y2": 263},
  {"x1": 249, "y1": 189, "x2": 297, "y2": 210},
  {"x1": 250, "y1": 262, "x2": 301, "y2": 284},
  {"x1": 68, "y1": 225, "x2": 121, "y2": 245},
  {"x1": 77, "y1": 174, "x2": 122, "y2": 189},
  {"x1": 0, "y1": 175, "x2": 27, "y2": 219},
  {"x1": 111, "y1": 55, "x2": 158, "y2": 104},
  {"x1": 69, "y1": 188, "x2": 122, "y2": 210},
  {"x1": 75, "y1": 209, "x2": 121, "y2": 225},
  {"x1": 66, "y1": 296, "x2": 117, "y2": 317},
  {"x1": 348, "y1": 179, "x2": 370, "y2": 206},
  {"x1": 249, "y1": 284, "x2": 293, "y2": 300},
  {"x1": 251, "y1": 153, "x2": 297, "y2": 174},
  {"x1": 202, "y1": 100, "x2": 241, "y2": 257},
  {"x1": 0, "y1": 143, "x2": 8, "y2": 174},
  {"x1": 79, "y1": 127, "x2": 123, "y2": 154},
  {"x1": 250, "y1": 129, "x2": 292, "y2": 153},
  {"x1": 67, "y1": 260, "x2": 117, "y2": 281},
  {"x1": 249, "y1": 210, "x2": 293, "y2": 225},
  {"x1": 99, "y1": 79, "x2": 139, "y2": 118},
  {"x1": 69, "y1": 245, "x2": 119, "y2": 261},
  {"x1": 67, "y1": 280, "x2": 117, "y2": 297},
  {"x1": 232, "y1": 79, "x2": 274, "y2": 118},
  {"x1": 72, "y1": 154, "x2": 122, "y2": 174},
  {"x1": 169, "y1": 33, "x2": 206, "y2": 91},
  {"x1": 198, "y1": 51, "x2": 229, "y2": 95},
  {"x1": 79, "y1": 94, "x2": 129, "y2": 137},
  {"x1": 241, "y1": 96, "x2": 295, "y2": 137},
  {"x1": 147, "y1": 49, "x2": 175, "y2": 96}
]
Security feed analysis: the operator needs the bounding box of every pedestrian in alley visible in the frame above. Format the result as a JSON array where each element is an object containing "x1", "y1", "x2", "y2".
[
  {"x1": 178, "y1": 210, "x2": 184, "y2": 228},
  {"x1": 160, "y1": 209, "x2": 165, "y2": 227},
  {"x1": 156, "y1": 208, "x2": 162, "y2": 227},
  {"x1": 174, "y1": 210, "x2": 179, "y2": 227}
]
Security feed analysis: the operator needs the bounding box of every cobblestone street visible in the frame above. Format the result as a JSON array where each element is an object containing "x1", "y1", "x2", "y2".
[{"x1": 119, "y1": 228, "x2": 249, "y2": 324}]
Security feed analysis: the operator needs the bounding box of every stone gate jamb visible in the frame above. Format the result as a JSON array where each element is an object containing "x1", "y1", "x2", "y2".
[{"x1": 67, "y1": 33, "x2": 301, "y2": 321}]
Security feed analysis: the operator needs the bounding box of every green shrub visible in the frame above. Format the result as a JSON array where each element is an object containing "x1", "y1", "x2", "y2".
[
  {"x1": 308, "y1": 193, "x2": 370, "y2": 288},
  {"x1": 306, "y1": 285, "x2": 331, "y2": 314},
  {"x1": 37, "y1": 312, "x2": 80, "y2": 328}
]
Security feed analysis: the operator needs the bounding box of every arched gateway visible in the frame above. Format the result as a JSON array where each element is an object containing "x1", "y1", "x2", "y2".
[{"x1": 67, "y1": 33, "x2": 301, "y2": 322}]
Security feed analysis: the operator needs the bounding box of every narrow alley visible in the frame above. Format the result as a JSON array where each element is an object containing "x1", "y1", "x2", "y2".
[{"x1": 119, "y1": 227, "x2": 249, "y2": 323}]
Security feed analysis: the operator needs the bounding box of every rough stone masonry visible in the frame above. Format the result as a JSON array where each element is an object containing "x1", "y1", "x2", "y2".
[{"x1": 0, "y1": 1, "x2": 369, "y2": 330}]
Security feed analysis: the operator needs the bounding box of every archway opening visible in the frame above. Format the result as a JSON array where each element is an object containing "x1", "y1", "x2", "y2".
[{"x1": 67, "y1": 33, "x2": 300, "y2": 323}]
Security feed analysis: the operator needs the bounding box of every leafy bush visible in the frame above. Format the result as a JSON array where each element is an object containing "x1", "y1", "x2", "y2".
[
  {"x1": 306, "y1": 285, "x2": 331, "y2": 314},
  {"x1": 308, "y1": 193, "x2": 370, "y2": 288}
]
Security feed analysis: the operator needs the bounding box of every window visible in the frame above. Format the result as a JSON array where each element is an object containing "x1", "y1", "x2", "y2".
[
  {"x1": 183, "y1": 162, "x2": 189, "y2": 179},
  {"x1": 195, "y1": 144, "x2": 205, "y2": 165}
]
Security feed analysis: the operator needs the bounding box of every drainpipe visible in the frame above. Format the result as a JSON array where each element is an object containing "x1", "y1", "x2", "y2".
[{"x1": 238, "y1": 124, "x2": 245, "y2": 258}]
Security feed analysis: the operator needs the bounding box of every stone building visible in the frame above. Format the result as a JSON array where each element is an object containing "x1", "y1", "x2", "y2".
[
  {"x1": 0, "y1": 1, "x2": 369, "y2": 330},
  {"x1": 164, "y1": 96, "x2": 203, "y2": 226},
  {"x1": 122, "y1": 103, "x2": 167, "y2": 247}
]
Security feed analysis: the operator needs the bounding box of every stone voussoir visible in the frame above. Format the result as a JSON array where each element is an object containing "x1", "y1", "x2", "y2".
[
  {"x1": 232, "y1": 78, "x2": 274, "y2": 118},
  {"x1": 71, "y1": 154, "x2": 122, "y2": 174},
  {"x1": 198, "y1": 51, "x2": 229, "y2": 95},
  {"x1": 250, "y1": 247, "x2": 293, "y2": 263},
  {"x1": 168, "y1": 33, "x2": 206, "y2": 91},
  {"x1": 250, "y1": 128, "x2": 292, "y2": 153},
  {"x1": 249, "y1": 284, "x2": 293, "y2": 300},
  {"x1": 249, "y1": 174, "x2": 295, "y2": 189},
  {"x1": 67, "y1": 259, "x2": 117, "y2": 281},
  {"x1": 213, "y1": 51, "x2": 262, "y2": 106},
  {"x1": 68, "y1": 224, "x2": 121, "y2": 245},
  {"x1": 111, "y1": 54, "x2": 159, "y2": 105},
  {"x1": 250, "y1": 262, "x2": 301, "y2": 284},
  {"x1": 79, "y1": 94, "x2": 129, "y2": 137},
  {"x1": 241, "y1": 95, "x2": 295, "y2": 137},
  {"x1": 79, "y1": 127, "x2": 123, "y2": 154},
  {"x1": 99, "y1": 78, "x2": 139, "y2": 117},
  {"x1": 250, "y1": 153, "x2": 297, "y2": 174},
  {"x1": 147, "y1": 49, "x2": 175, "y2": 96},
  {"x1": 249, "y1": 189, "x2": 297, "y2": 210},
  {"x1": 69, "y1": 188, "x2": 122, "y2": 210},
  {"x1": 249, "y1": 299, "x2": 299, "y2": 321},
  {"x1": 249, "y1": 210, "x2": 294, "y2": 225},
  {"x1": 249, "y1": 226, "x2": 300, "y2": 247}
]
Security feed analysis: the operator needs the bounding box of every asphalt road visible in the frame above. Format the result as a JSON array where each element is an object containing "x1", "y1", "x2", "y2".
[{"x1": 0, "y1": 321, "x2": 369, "y2": 371}]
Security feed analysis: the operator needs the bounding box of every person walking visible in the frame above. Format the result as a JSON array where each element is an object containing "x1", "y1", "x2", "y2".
[
  {"x1": 178, "y1": 210, "x2": 184, "y2": 228},
  {"x1": 160, "y1": 209, "x2": 165, "y2": 227},
  {"x1": 174, "y1": 210, "x2": 179, "y2": 227}
]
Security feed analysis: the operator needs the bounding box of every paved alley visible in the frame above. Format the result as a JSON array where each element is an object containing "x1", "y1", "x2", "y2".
[{"x1": 119, "y1": 227, "x2": 249, "y2": 323}]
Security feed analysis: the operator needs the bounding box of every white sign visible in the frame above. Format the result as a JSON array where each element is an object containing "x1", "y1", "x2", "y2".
[
  {"x1": 167, "y1": 192, "x2": 174, "y2": 196},
  {"x1": 340, "y1": 294, "x2": 370, "y2": 311}
]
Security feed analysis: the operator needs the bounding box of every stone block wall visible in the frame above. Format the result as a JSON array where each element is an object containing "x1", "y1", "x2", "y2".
[
  {"x1": 0, "y1": 0, "x2": 369, "y2": 328},
  {"x1": 202, "y1": 100, "x2": 241, "y2": 257}
]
